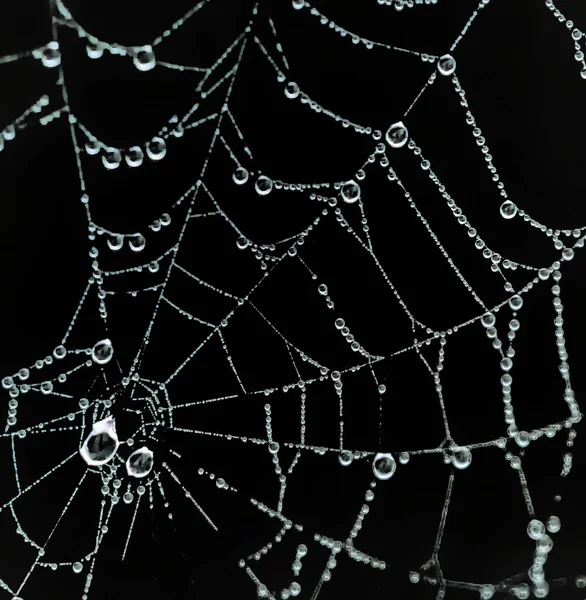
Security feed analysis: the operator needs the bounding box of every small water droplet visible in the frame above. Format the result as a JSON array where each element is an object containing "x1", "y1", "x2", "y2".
[
  {"x1": 386, "y1": 121, "x2": 408, "y2": 149},
  {"x1": 129, "y1": 235, "x2": 146, "y2": 252},
  {"x1": 125, "y1": 146, "x2": 144, "y2": 167},
  {"x1": 146, "y1": 137, "x2": 166, "y2": 161},
  {"x1": 133, "y1": 45, "x2": 156, "y2": 71},
  {"x1": 437, "y1": 54, "x2": 456, "y2": 76},
  {"x1": 102, "y1": 148, "x2": 122, "y2": 170},
  {"x1": 92, "y1": 339, "x2": 113, "y2": 365},
  {"x1": 233, "y1": 167, "x2": 249, "y2": 185},
  {"x1": 255, "y1": 175, "x2": 273, "y2": 196}
]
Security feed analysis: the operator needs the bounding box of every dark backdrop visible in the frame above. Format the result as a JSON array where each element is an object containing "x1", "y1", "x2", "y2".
[{"x1": 0, "y1": 1, "x2": 585, "y2": 599}]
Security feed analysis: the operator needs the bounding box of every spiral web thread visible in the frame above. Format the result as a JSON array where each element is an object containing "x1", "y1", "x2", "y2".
[{"x1": 0, "y1": 0, "x2": 585, "y2": 599}]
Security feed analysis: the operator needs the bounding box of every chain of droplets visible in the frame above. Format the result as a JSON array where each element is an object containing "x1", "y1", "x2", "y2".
[
  {"x1": 545, "y1": 0, "x2": 586, "y2": 79},
  {"x1": 453, "y1": 74, "x2": 586, "y2": 248},
  {"x1": 377, "y1": 0, "x2": 440, "y2": 9},
  {"x1": 292, "y1": 0, "x2": 438, "y2": 58}
]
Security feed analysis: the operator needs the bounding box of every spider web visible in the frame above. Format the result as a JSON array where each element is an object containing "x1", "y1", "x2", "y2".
[{"x1": 0, "y1": 0, "x2": 585, "y2": 598}]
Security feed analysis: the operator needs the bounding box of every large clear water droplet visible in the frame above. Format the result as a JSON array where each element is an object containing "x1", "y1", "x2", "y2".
[
  {"x1": 233, "y1": 167, "x2": 249, "y2": 185},
  {"x1": 341, "y1": 180, "x2": 361, "y2": 204},
  {"x1": 451, "y1": 445, "x2": 472, "y2": 469},
  {"x1": 255, "y1": 175, "x2": 273, "y2": 196},
  {"x1": 80, "y1": 417, "x2": 119, "y2": 466},
  {"x1": 125, "y1": 146, "x2": 144, "y2": 167},
  {"x1": 92, "y1": 339, "x2": 113, "y2": 365},
  {"x1": 146, "y1": 137, "x2": 166, "y2": 161},
  {"x1": 102, "y1": 148, "x2": 122, "y2": 170},
  {"x1": 527, "y1": 519, "x2": 545, "y2": 540},
  {"x1": 126, "y1": 446, "x2": 154, "y2": 478},
  {"x1": 133, "y1": 45, "x2": 156, "y2": 71},
  {"x1": 386, "y1": 121, "x2": 408, "y2": 149},
  {"x1": 372, "y1": 452, "x2": 396, "y2": 480},
  {"x1": 500, "y1": 200, "x2": 517, "y2": 219},
  {"x1": 437, "y1": 54, "x2": 456, "y2": 76},
  {"x1": 129, "y1": 235, "x2": 146, "y2": 252}
]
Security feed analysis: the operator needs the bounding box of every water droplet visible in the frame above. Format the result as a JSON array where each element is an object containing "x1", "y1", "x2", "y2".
[
  {"x1": 146, "y1": 137, "x2": 167, "y2": 161},
  {"x1": 527, "y1": 519, "x2": 545, "y2": 540},
  {"x1": 255, "y1": 175, "x2": 273, "y2": 196},
  {"x1": 285, "y1": 81, "x2": 300, "y2": 99},
  {"x1": 79, "y1": 398, "x2": 89, "y2": 409},
  {"x1": 102, "y1": 148, "x2": 122, "y2": 170},
  {"x1": 129, "y1": 235, "x2": 146, "y2": 252},
  {"x1": 107, "y1": 235, "x2": 124, "y2": 251},
  {"x1": 450, "y1": 445, "x2": 472, "y2": 469},
  {"x1": 236, "y1": 236, "x2": 249, "y2": 250},
  {"x1": 409, "y1": 572, "x2": 420, "y2": 584},
  {"x1": 41, "y1": 381, "x2": 53, "y2": 395},
  {"x1": 292, "y1": 0, "x2": 305, "y2": 9},
  {"x1": 386, "y1": 121, "x2": 408, "y2": 149},
  {"x1": 338, "y1": 450, "x2": 353, "y2": 466},
  {"x1": 123, "y1": 491, "x2": 134, "y2": 504},
  {"x1": 509, "y1": 295, "x2": 523, "y2": 310},
  {"x1": 372, "y1": 452, "x2": 396, "y2": 480},
  {"x1": 500, "y1": 200, "x2": 517, "y2": 219},
  {"x1": 575, "y1": 575, "x2": 586, "y2": 588},
  {"x1": 481, "y1": 312, "x2": 496, "y2": 328},
  {"x1": 72, "y1": 561, "x2": 83, "y2": 573},
  {"x1": 515, "y1": 430, "x2": 530, "y2": 448},
  {"x1": 92, "y1": 339, "x2": 113, "y2": 365},
  {"x1": 437, "y1": 54, "x2": 456, "y2": 76},
  {"x1": 133, "y1": 45, "x2": 156, "y2": 71},
  {"x1": 268, "y1": 441, "x2": 280, "y2": 454},
  {"x1": 546, "y1": 515, "x2": 561, "y2": 533},
  {"x1": 233, "y1": 167, "x2": 249, "y2": 185},
  {"x1": 41, "y1": 42, "x2": 61, "y2": 68},
  {"x1": 86, "y1": 40, "x2": 105, "y2": 59},
  {"x1": 341, "y1": 180, "x2": 361, "y2": 204},
  {"x1": 80, "y1": 417, "x2": 119, "y2": 466},
  {"x1": 18, "y1": 368, "x2": 29, "y2": 381},
  {"x1": 53, "y1": 345, "x2": 67, "y2": 359},
  {"x1": 126, "y1": 446, "x2": 154, "y2": 478},
  {"x1": 85, "y1": 138, "x2": 101, "y2": 155},
  {"x1": 399, "y1": 451, "x2": 410, "y2": 464},
  {"x1": 3, "y1": 125, "x2": 15, "y2": 141},
  {"x1": 125, "y1": 146, "x2": 144, "y2": 167},
  {"x1": 318, "y1": 284, "x2": 328, "y2": 295}
]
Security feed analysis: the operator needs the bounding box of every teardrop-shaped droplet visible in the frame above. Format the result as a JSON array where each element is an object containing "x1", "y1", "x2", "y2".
[
  {"x1": 125, "y1": 146, "x2": 144, "y2": 167},
  {"x1": 233, "y1": 167, "x2": 249, "y2": 185},
  {"x1": 133, "y1": 45, "x2": 156, "y2": 71},
  {"x1": 284, "y1": 81, "x2": 300, "y2": 99},
  {"x1": 80, "y1": 416, "x2": 119, "y2": 466},
  {"x1": 148, "y1": 261, "x2": 159, "y2": 273},
  {"x1": 386, "y1": 121, "x2": 408, "y2": 149},
  {"x1": 41, "y1": 42, "x2": 61, "y2": 68},
  {"x1": 500, "y1": 200, "x2": 518, "y2": 219},
  {"x1": 372, "y1": 452, "x2": 396, "y2": 480},
  {"x1": 437, "y1": 54, "x2": 456, "y2": 76},
  {"x1": 102, "y1": 148, "x2": 121, "y2": 170},
  {"x1": 146, "y1": 137, "x2": 167, "y2": 161},
  {"x1": 129, "y1": 235, "x2": 146, "y2": 252},
  {"x1": 92, "y1": 339, "x2": 113, "y2": 365},
  {"x1": 450, "y1": 445, "x2": 472, "y2": 469},
  {"x1": 126, "y1": 446, "x2": 154, "y2": 478},
  {"x1": 107, "y1": 234, "x2": 124, "y2": 251},
  {"x1": 255, "y1": 175, "x2": 273, "y2": 196},
  {"x1": 341, "y1": 180, "x2": 361, "y2": 204}
]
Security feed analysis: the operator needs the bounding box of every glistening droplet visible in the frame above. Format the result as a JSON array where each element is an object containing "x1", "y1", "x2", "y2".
[
  {"x1": 126, "y1": 446, "x2": 154, "y2": 478},
  {"x1": 92, "y1": 339, "x2": 113, "y2": 365},
  {"x1": 80, "y1": 416, "x2": 119, "y2": 466}
]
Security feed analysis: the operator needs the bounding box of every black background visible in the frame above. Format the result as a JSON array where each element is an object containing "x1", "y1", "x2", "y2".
[{"x1": 0, "y1": 0, "x2": 585, "y2": 599}]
